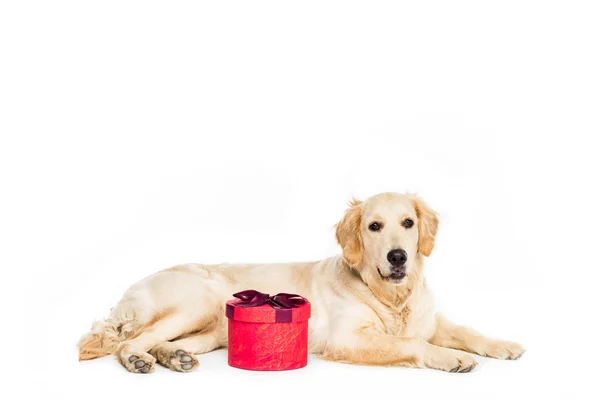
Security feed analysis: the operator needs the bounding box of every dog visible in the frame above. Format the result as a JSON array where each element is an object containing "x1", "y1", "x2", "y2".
[{"x1": 79, "y1": 192, "x2": 524, "y2": 373}]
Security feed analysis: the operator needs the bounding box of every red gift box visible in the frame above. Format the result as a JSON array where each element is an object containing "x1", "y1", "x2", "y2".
[{"x1": 226, "y1": 290, "x2": 311, "y2": 371}]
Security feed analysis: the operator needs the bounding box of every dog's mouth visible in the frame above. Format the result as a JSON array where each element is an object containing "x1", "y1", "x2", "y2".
[{"x1": 377, "y1": 267, "x2": 406, "y2": 283}]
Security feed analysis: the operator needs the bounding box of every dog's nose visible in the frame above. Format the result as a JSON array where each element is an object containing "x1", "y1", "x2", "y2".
[{"x1": 387, "y1": 249, "x2": 407, "y2": 267}]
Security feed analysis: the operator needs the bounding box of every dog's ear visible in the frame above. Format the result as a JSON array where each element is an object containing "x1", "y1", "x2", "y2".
[
  {"x1": 410, "y1": 195, "x2": 439, "y2": 257},
  {"x1": 335, "y1": 198, "x2": 364, "y2": 267}
]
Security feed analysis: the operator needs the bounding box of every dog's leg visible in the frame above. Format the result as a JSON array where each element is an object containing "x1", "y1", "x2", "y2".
[
  {"x1": 115, "y1": 310, "x2": 195, "y2": 373},
  {"x1": 322, "y1": 329, "x2": 478, "y2": 372},
  {"x1": 429, "y1": 313, "x2": 525, "y2": 360},
  {"x1": 150, "y1": 331, "x2": 221, "y2": 372}
]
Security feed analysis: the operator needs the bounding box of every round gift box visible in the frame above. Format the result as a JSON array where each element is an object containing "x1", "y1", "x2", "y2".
[{"x1": 225, "y1": 297, "x2": 311, "y2": 371}]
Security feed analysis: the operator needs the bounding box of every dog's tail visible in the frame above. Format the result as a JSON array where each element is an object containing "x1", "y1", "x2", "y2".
[
  {"x1": 78, "y1": 318, "x2": 123, "y2": 360},
  {"x1": 79, "y1": 295, "x2": 141, "y2": 361}
]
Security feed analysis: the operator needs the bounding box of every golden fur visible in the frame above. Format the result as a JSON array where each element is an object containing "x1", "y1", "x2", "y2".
[{"x1": 79, "y1": 192, "x2": 524, "y2": 373}]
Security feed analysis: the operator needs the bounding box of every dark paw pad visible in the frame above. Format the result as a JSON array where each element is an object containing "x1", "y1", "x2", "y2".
[
  {"x1": 128, "y1": 355, "x2": 152, "y2": 373},
  {"x1": 170, "y1": 349, "x2": 196, "y2": 372}
]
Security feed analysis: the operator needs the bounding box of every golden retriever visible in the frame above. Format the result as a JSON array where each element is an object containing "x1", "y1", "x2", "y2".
[{"x1": 79, "y1": 192, "x2": 524, "y2": 373}]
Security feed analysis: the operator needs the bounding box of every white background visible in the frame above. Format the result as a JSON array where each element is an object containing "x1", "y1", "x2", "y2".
[{"x1": 1, "y1": 1, "x2": 599, "y2": 399}]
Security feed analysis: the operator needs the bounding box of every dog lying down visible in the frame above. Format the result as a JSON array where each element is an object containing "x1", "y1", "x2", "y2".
[{"x1": 79, "y1": 192, "x2": 524, "y2": 373}]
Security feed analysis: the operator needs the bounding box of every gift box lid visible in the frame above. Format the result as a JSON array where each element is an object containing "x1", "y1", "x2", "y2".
[{"x1": 225, "y1": 291, "x2": 311, "y2": 323}]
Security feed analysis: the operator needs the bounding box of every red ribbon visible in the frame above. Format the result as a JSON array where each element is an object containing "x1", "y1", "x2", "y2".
[{"x1": 232, "y1": 290, "x2": 307, "y2": 309}]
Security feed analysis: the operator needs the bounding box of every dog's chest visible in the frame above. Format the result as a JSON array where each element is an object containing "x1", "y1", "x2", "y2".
[{"x1": 382, "y1": 289, "x2": 436, "y2": 338}]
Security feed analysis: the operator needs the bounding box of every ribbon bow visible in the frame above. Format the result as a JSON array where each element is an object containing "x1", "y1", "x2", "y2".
[{"x1": 232, "y1": 290, "x2": 307, "y2": 309}]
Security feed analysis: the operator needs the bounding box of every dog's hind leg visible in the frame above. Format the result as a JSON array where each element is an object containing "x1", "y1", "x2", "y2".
[
  {"x1": 115, "y1": 308, "x2": 197, "y2": 373},
  {"x1": 150, "y1": 331, "x2": 222, "y2": 372}
]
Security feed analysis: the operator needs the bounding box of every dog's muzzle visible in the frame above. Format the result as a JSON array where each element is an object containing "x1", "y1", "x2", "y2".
[{"x1": 377, "y1": 267, "x2": 407, "y2": 283}]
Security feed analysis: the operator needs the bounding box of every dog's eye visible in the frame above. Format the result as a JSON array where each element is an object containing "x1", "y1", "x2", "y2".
[
  {"x1": 402, "y1": 219, "x2": 414, "y2": 228},
  {"x1": 368, "y1": 222, "x2": 382, "y2": 232}
]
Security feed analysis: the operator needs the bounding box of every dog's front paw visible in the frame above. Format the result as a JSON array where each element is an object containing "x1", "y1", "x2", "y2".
[
  {"x1": 482, "y1": 340, "x2": 525, "y2": 360},
  {"x1": 427, "y1": 348, "x2": 478, "y2": 373}
]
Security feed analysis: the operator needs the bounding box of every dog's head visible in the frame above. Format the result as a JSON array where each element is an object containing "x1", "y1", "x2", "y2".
[{"x1": 336, "y1": 192, "x2": 438, "y2": 286}]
